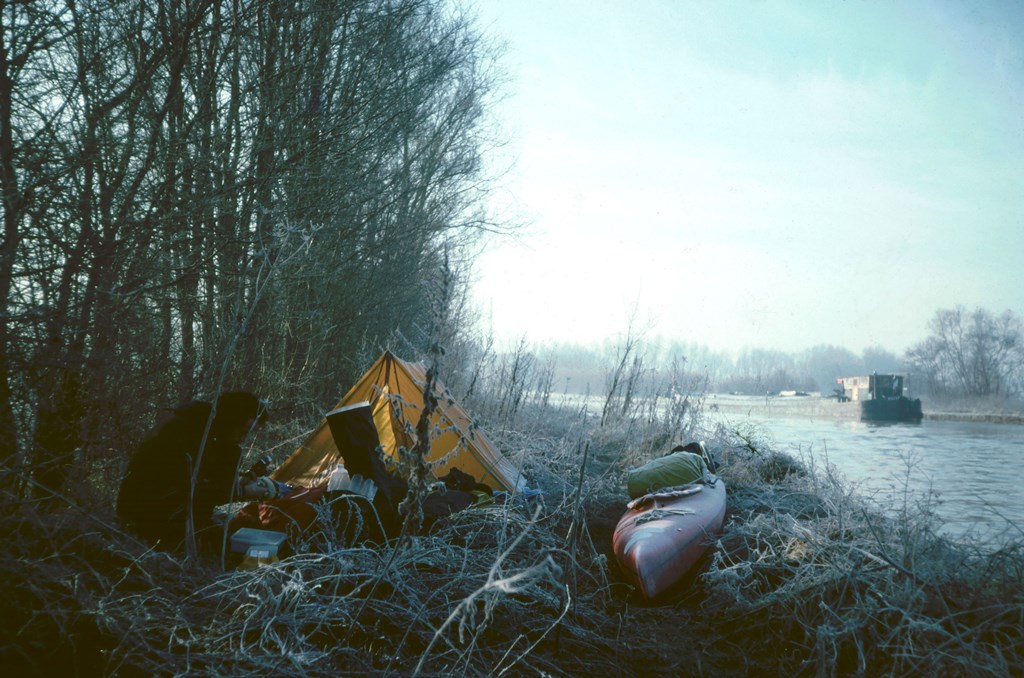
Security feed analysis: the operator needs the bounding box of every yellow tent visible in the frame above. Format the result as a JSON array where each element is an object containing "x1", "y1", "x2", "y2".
[{"x1": 272, "y1": 351, "x2": 523, "y2": 492}]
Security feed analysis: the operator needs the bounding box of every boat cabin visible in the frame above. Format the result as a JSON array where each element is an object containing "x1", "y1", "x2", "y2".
[
  {"x1": 835, "y1": 373, "x2": 907, "y2": 402},
  {"x1": 836, "y1": 373, "x2": 923, "y2": 421}
]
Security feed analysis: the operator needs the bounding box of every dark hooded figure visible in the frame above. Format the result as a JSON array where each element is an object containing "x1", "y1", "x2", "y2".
[{"x1": 117, "y1": 391, "x2": 267, "y2": 550}]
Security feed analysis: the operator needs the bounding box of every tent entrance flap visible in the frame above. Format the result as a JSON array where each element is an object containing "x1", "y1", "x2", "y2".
[{"x1": 324, "y1": 402, "x2": 380, "y2": 480}]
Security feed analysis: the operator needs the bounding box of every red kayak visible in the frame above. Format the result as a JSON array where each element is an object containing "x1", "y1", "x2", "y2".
[{"x1": 612, "y1": 479, "x2": 727, "y2": 600}]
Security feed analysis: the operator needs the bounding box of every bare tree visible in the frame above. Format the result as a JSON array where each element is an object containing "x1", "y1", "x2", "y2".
[
  {"x1": 905, "y1": 306, "x2": 1024, "y2": 400},
  {"x1": 3, "y1": 0, "x2": 506, "y2": 501},
  {"x1": 601, "y1": 314, "x2": 647, "y2": 427}
]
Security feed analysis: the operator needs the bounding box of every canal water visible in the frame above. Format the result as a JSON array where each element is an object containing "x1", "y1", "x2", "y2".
[{"x1": 708, "y1": 401, "x2": 1024, "y2": 544}]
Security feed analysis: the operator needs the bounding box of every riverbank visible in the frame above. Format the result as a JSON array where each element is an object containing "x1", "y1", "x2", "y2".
[
  {"x1": 2, "y1": 402, "x2": 1021, "y2": 676},
  {"x1": 708, "y1": 393, "x2": 1024, "y2": 425},
  {"x1": 925, "y1": 410, "x2": 1024, "y2": 424}
]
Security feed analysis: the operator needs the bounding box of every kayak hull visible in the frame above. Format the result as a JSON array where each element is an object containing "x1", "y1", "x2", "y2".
[{"x1": 612, "y1": 480, "x2": 727, "y2": 600}]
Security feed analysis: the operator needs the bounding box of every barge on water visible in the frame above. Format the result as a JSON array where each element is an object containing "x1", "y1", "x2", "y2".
[{"x1": 835, "y1": 373, "x2": 923, "y2": 422}]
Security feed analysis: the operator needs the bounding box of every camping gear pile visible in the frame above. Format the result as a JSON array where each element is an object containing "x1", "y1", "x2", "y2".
[
  {"x1": 202, "y1": 354, "x2": 724, "y2": 600},
  {"x1": 227, "y1": 352, "x2": 523, "y2": 558},
  {"x1": 613, "y1": 443, "x2": 727, "y2": 600}
]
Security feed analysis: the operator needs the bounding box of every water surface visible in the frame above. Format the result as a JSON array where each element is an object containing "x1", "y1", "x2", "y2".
[{"x1": 710, "y1": 402, "x2": 1024, "y2": 543}]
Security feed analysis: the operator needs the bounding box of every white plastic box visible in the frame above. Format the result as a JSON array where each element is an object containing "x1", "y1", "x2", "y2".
[{"x1": 229, "y1": 527, "x2": 288, "y2": 558}]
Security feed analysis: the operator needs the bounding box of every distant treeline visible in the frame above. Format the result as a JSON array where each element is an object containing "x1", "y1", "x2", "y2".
[
  {"x1": 517, "y1": 339, "x2": 903, "y2": 398},
  {"x1": 509, "y1": 306, "x2": 1024, "y2": 403}
]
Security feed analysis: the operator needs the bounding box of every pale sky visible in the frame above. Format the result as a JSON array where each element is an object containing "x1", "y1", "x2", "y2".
[{"x1": 468, "y1": 0, "x2": 1024, "y2": 356}]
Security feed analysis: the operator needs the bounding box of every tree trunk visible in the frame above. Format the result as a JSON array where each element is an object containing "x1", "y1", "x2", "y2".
[{"x1": 0, "y1": 10, "x2": 24, "y2": 472}]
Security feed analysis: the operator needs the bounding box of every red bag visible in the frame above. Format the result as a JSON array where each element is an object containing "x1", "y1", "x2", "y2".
[{"x1": 229, "y1": 486, "x2": 327, "y2": 541}]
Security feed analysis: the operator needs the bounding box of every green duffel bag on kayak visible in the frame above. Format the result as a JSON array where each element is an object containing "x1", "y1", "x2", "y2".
[{"x1": 627, "y1": 451, "x2": 709, "y2": 499}]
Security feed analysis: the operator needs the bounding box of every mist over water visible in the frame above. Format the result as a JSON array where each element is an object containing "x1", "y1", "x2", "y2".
[{"x1": 710, "y1": 403, "x2": 1024, "y2": 543}]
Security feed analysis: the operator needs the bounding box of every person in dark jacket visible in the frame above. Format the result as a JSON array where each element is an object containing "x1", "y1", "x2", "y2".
[{"x1": 117, "y1": 391, "x2": 268, "y2": 550}]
